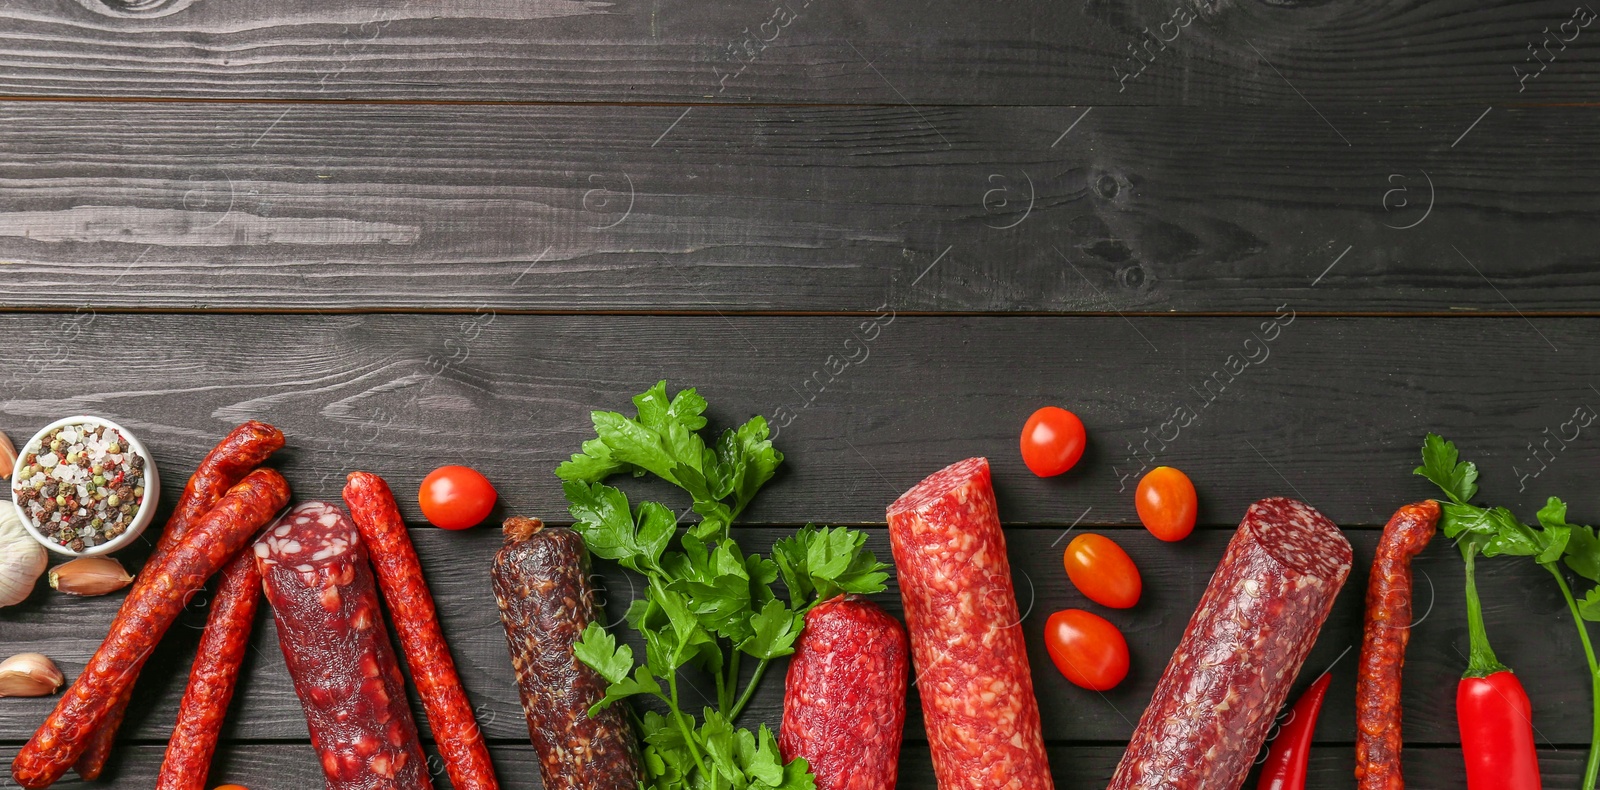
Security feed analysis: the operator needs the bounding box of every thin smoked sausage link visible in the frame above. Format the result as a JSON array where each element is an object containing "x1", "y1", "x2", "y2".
[{"x1": 12, "y1": 468, "x2": 290, "y2": 789}]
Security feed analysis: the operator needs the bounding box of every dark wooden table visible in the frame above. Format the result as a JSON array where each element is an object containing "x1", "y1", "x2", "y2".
[{"x1": 2, "y1": 0, "x2": 1599, "y2": 787}]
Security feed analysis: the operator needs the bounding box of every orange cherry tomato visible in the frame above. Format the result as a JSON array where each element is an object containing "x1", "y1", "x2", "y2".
[
  {"x1": 1043, "y1": 609, "x2": 1130, "y2": 691},
  {"x1": 214, "y1": 785, "x2": 250, "y2": 790},
  {"x1": 1020, "y1": 406, "x2": 1087, "y2": 477},
  {"x1": 418, "y1": 465, "x2": 497, "y2": 530},
  {"x1": 1136, "y1": 466, "x2": 1197, "y2": 542},
  {"x1": 1063, "y1": 533, "x2": 1141, "y2": 609}
]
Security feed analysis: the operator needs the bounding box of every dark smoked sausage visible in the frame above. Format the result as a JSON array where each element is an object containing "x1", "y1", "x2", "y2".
[
  {"x1": 11, "y1": 468, "x2": 290, "y2": 790},
  {"x1": 343, "y1": 471, "x2": 499, "y2": 790},
  {"x1": 157, "y1": 550, "x2": 262, "y2": 790},
  {"x1": 492, "y1": 516, "x2": 642, "y2": 790},
  {"x1": 1108, "y1": 497, "x2": 1352, "y2": 790},
  {"x1": 75, "y1": 419, "x2": 284, "y2": 780},
  {"x1": 886, "y1": 457, "x2": 1053, "y2": 790},
  {"x1": 256, "y1": 501, "x2": 432, "y2": 790},
  {"x1": 779, "y1": 594, "x2": 909, "y2": 790},
  {"x1": 1356, "y1": 500, "x2": 1439, "y2": 790}
]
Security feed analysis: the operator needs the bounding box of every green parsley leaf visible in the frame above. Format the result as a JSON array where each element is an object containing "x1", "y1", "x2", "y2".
[
  {"x1": 573, "y1": 622, "x2": 635, "y2": 684},
  {"x1": 565, "y1": 480, "x2": 675, "y2": 574},
  {"x1": 1414, "y1": 433, "x2": 1479, "y2": 504},
  {"x1": 1581, "y1": 585, "x2": 1600, "y2": 622},
  {"x1": 739, "y1": 599, "x2": 802, "y2": 660},
  {"x1": 772, "y1": 525, "x2": 890, "y2": 606},
  {"x1": 1567, "y1": 524, "x2": 1600, "y2": 583}
]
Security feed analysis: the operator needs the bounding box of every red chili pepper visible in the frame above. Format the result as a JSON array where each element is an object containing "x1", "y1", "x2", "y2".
[
  {"x1": 1256, "y1": 672, "x2": 1331, "y2": 790},
  {"x1": 1457, "y1": 548, "x2": 1542, "y2": 790}
]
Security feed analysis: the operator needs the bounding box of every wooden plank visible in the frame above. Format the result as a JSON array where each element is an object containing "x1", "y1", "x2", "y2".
[
  {"x1": 3, "y1": 102, "x2": 1599, "y2": 313},
  {"x1": 0, "y1": 0, "x2": 1596, "y2": 104},
  {"x1": 0, "y1": 314, "x2": 1595, "y2": 526},
  {"x1": 0, "y1": 742, "x2": 1582, "y2": 789},
  {"x1": 0, "y1": 522, "x2": 1593, "y2": 745}
]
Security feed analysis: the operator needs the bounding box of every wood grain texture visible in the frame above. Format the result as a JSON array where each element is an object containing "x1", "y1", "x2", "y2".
[
  {"x1": 0, "y1": 0, "x2": 1596, "y2": 104},
  {"x1": 0, "y1": 742, "x2": 1575, "y2": 790},
  {"x1": 3, "y1": 102, "x2": 1598, "y2": 312},
  {"x1": 0, "y1": 528, "x2": 1590, "y2": 747},
  {"x1": 0, "y1": 314, "x2": 1596, "y2": 527}
]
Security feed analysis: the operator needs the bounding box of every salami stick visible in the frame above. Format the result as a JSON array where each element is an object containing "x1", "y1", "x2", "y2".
[
  {"x1": 344, "y1": 471, "x2": 499, "y2": 790},
  {"x1": 12, "y1": 468, "x2": 290, "y2": 790},
  {"x1": 156, "y1": 550, "x2": 262, "y2": 790},
  {"x1": 492, "y1": 517, "x2": 642, "y2": 790},
  {"x1": 1355, "y1": 500, "x2": 1439, "y2": 790},
  {"x1": 75, "y1": 420, "x2": 284, "y2": 780}
]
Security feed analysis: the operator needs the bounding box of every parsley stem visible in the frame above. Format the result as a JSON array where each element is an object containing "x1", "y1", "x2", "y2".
[
  {"x1": 1546, "y1": 563, "x2": 1600, "y2": 790},
  {"x1": 668, "y1": 671, "x2": 710, "y2": 779},
  {"x1": 729, "y1": 658, "x2": 771, "y2": 722},
  {"x1": 1461, "y1": 546, "x2": 1508, "y2": 678},
  {"x1": 724, "y1": 648, "x2": 741, "y2": 713}
]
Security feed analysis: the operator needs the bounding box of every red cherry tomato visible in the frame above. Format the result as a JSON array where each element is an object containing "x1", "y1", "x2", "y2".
[
  {"x1": 1136, "y1": 466, "x2": 1197, "y2": 541},
  {"x1": 1020, "y1": 406, "x2": 1087, "y2": 477},
  {"x1": 418, "y1": 465, "x2": 497, "y2": 530},
  {"x1": 1043, "y1": 609, "x2": 1130, "y2": 691},
  {"x1": 1063, "y1": 533, "x2": 1142, "y2": 609}
]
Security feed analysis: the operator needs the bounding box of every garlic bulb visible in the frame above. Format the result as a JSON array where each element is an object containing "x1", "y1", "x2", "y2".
[
  {"x1": 0, "y1": 508, "x2": 46, "y2": 607},
  {"x1": 0, "y1": 653, "x2": 65, "y2": 697}
]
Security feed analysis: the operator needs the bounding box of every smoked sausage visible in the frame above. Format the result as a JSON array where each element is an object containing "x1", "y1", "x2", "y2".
[
  {"x1": 256, "y1": 501, "x2": 432, "y2": 790},
  {"x1": 492, "y1": 516, "x2": 642, "y2": 790},
  {"x1": 779, "y1": 594, "x2": 909, "y2": 790},
  {"x1": 1108, "y1": 497, "x2": 1352, "y2": 790},
  {"x1": 343, "y1": 471, "x2": 498, "y2": 790},
  {"x1": 886, "y1": 457, "x2": 1053, "y2": 790},
  {"x1": 1355, "y1": 500, "x2": 1439, "y2": 790},
  {"x1": 12, "y1": 468, "x2": 290, "y2": 789},
  {"x1": 156, "y1": 551, "x2": 262, "y2": 790},
  {"x1": 75, "y1": 420, "x2": 283, "y2": 780}
]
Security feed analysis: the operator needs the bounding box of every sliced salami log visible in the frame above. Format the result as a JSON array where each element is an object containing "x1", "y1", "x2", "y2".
[
  {"x1": 492, "y1": 517, "x2": 641, "y2": 790},
  {"x1": 12, "y1": 468, "x2": 290, "y2": 790},
  {"x1": 779, "y1": 594, "x2": 910, "y2": 790},
  {"x1": 885, "y1": 457, "x2": 1053, "y2": 790},
  {"x1": 1108, "y1": 497, "x2": 1353, "y2": 790},
  {"x1": 255, "y1": 501, "x2": 432, "y2": 790}
]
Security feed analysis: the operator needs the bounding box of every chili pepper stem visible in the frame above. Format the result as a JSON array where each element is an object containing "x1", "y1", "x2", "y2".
[
  {"x1": 1546, "y1": 563, "x2": 1600, "y2": 790},
  {"x1": 1461, "y1": 547, "x2": 1509, "y2": 678}
]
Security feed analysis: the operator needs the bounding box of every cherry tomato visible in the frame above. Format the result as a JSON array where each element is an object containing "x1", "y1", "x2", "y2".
[
  {"x1": 418, "y1": 465, "x2": 497, "y2": 530},
  {"x1": 214, "y1": 785, "x2": 250, "y2": 790},
  {"x1": 1063, "y1": 533, "x2": 1141, "y2": 609},
  {"x1": 1136, "y1": 466, "x2": 1197, "y2": 542},
  {"x1": 1043, "y1": 609, "x2": 1130, "y2": 691},
  {"x1": 1020, "y1": 406, "x2": 1087, "y2": 477}
]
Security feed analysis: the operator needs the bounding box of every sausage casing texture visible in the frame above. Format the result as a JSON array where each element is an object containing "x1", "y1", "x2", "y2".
[
  {"x1": 157, "y1": 550, "x2": 262, "y2": 790},
  {"x1": 343, "y1": 471, "x2": 499, "y2": 790},
  {"x1": 256, "y1": 501, "x2": 431, "y2": 790},
  {"x1": 492, "y1": 517, "x2": 642, "y2": 790},
  {"x1": 886, "y1": 457, "x2": 1053, "y2": 790},
  {"x1": 1108, "y1": 497, "x2": 1352, "y2": 790},
  {"x1": 779, "y1": 594, "x2": 909, "y2": 790},
  {"x1": 1355, "y1": 500, "x2": 1439, "y2": 790},
  {"x1": 12, "y1": 468, "x2": 290, "y2": 790},
  {"x1": 75, "y1": 420, "x2": 284, "y2": 780}
]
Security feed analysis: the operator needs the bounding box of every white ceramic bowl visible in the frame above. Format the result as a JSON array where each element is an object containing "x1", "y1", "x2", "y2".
[{"x1": 10, "y1": 416, "x2": 160, "y2": 556}]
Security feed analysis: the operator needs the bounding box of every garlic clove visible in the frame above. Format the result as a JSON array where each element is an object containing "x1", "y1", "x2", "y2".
[
  {"x1": 0, "y1": 429, "x2": 13, "y2": 479},
  {"x1": 0, "y1": 653, "x2": 64, "y2": 697},
  {"x1": 48, "y1": 557, "x2": 134, "y2": 597}
]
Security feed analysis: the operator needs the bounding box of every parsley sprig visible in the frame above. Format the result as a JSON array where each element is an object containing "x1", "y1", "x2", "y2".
[
  {"x1": 559, "y1": 382, "x2": 888, "y2": 790},
  {"x1": 1416, "y1": 433, "x2": 1600, "y2": 790}
]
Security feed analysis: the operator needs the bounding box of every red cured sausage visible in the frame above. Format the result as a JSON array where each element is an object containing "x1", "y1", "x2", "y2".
[
  {"x1": 886, "y1": 457, "x2": 1053, "y2": 790},
  {"x1": 492, "y1": 517, "x2": 642, "y2": 790},
  {"x1": 256, "y1": 501, "x2": 432, "y2": 790},
  {"x1": 1108, "y1": 497, "x2": 1352, "y2": 790},
  {"x1": 157, "y1": 550, "x2": 262, "y2": 790},
  {"x1": 76, "y1": 420, "x2": 284, "y2": 780},
  {"x1": 12, "y1": 468, "x2": 290, "y2": 790},
  {"x1": 343, "y1": 472, "x2": 499, "y2": 790},
  {"x1": 1355, "y1": 500, "x2": 1439, "y2": 790},
  {"x1": 779, "y1": 594, "x2": 909, "y2": 790}
]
